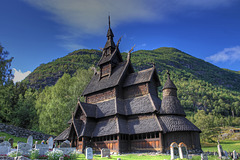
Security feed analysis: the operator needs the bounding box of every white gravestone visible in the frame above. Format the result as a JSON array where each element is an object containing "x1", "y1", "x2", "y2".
[
  {"x1": 85, "y1": 147, "x2": 93, "y2": 160},
  {"x1": 217, "y1": 141, "x2": 224, "y2": 159},
  {"x1": 178, "y1": 142, "x2": 188, "y2": 159},
  {"x1": 201, "y1": 153, "x2": 208, "y2": 160},
  {"x1": 17, "y1": 143, "x2": 32, "y2": 156},
  {"x1": 0, "y1": 141, "x2": 11, "y2": 155},
  {"x1": 35, "y1": 144, "x2": 49, "y2": 156},
  {"x1": 27, "y1": 135, "x2": 33, "y2": 147},
  {"x1": 54, "y1": 148, "x2": 76, "y2": 155},
  {"x1": 233, "y1": 150, "x2": 237, "y2": 160},
  {"x1": 101, "y1": 148, "x2": 110, "y2": 158},
  {"x1": 48, "y1": 137, "x2": 54, "y2": 149},
  {"x1": 170, "y1": 142, "x2": 179, "y2": 160}
]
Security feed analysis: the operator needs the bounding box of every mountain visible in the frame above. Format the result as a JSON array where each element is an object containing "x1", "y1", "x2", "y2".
[{"x1": 23, "y1": 47, "x2": 240, "y2": 116}]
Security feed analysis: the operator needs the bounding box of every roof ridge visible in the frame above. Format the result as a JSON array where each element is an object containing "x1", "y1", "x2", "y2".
[
  {"x1": 116, "y1": 116, "x2": 120, "y2": 134},
  {"x1": 154, "y1": 114, "x2": 163, "y2": 132},
  {"x1": 148, "y1": 93, "x2": 157, "y2": 112}
]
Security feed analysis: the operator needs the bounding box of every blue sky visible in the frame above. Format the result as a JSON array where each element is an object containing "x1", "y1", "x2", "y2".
[{"x1": 1, "y1": 0, "x2": 240, "y2": 82}]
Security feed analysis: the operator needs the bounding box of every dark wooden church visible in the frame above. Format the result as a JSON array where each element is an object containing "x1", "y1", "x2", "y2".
[{"x1": 55, "y1": 18, "x2": 202, "y2": 153}]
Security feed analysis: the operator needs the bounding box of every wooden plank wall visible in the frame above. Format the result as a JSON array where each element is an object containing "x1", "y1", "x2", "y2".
[
  {"x1": 130, "y1": 139, "x2": 161, "y2": 151},
  {"x1": 92, "y1": 140, "x2": 118, "y2": 152}
]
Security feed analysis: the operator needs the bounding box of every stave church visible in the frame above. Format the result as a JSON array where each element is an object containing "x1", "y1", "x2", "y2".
[{"x1": 55, "y1": 17, "x2": 202, "y2": 153}]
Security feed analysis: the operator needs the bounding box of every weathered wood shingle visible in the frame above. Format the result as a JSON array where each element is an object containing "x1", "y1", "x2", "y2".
[{"x1": 158, "y1": 115, "x2": 200, "y2": 133}]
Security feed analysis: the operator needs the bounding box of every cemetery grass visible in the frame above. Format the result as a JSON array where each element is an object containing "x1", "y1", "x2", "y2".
[
  {"x1": 0, "y1": 132, "x2": 38, "y2": 148},
  {"x1": 76, "y1": 154, "x2": 220, "y2": 160},
  {"x1": 202, "y1": 140, "x2": 240, "y2": 153}
]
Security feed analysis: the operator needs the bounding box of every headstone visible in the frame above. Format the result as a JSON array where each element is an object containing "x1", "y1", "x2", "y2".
[
  {"x1": 0, "y1": 141, "x2": 11, "y2": 155},
  {"x1": 201, "y1": 153, "x2": 208, "y2": 160},
  {"x1": 170, "y1": 142, "x2": 179, "y2": 160},
  {"x1": 117, "y1": 158, "x2": 121, "y2": 160},
  {"x1": 17, "y1": 143, "x2": 32, "y2": 156},
  {"x1": 60, "y1": 140, "x2": 70, "y2": 148},
  {"x1": 85, "y1": 147, "x2": 93, "y2": 160},
  {"x1": 54, "y1": 148, "x2": 76, "y2": 155},
  {"x1": 0, "y1": 136, "x2": 5, "y2": 143},
  {"x1": 224, "y1": 150, "x2": 228, "y2": 158},
  {"x1": 59, "y1": 157, "x2": 64, "y2": 160},
  {"x1": 178, "y1": 142, "x2": 188, "y2": 159},
  {"x1": 217, "y1": 141, "x2": 224, "y2": 159},
  {"x1": 233, "y1": 150, "x2": 237, "y2": 160},
  {"x1": 101, "y1": 148, "x2": 110, "y2": 158},
  {"x1": 35, "y1": 144, "x2": 49, "y2": 156},
  {"x1": 27, "y1": 135, "x2": 33, "y2": 147},
  {"x1": 8, "y1": 138, "x2": 14, "y2": 148},
  {"x1": 15, "y1": 156, "x2": 31, "y2": 160},
  {"x1": 48, "y1": 137, "x2": 54, "y2": 149}
]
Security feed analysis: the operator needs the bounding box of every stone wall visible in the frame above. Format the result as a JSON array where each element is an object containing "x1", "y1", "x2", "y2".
[{"x1": 0, "y1": 123, "x2": 55, "y2": 140}]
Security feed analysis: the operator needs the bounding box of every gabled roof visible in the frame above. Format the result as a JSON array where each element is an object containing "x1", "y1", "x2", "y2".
[
  {"x1": 124, "y1": 94, "x2": 160, "y2": 115},
  {"x1": 79, "y1": 102, "x2": 96, "y2": 118},
  {"x1": 128, "y1": 115, "x2": 162, "y2": 134},
  {"x1": 82, "y1": 61, "x2": 129, "y2": 96},
  {"x1": 158, "y1": 115, "x2": 201, "y2": 133},
  {"x1": 96, "y1": 98, "x2": 116, "y2": 118},
  {"x1": 92, "y1": 117, "x2": 118, "y2": 137},
  {"x1": 123, "y1": 66, "x2": 160, "y2": 87},
  {"x1": 54, "y1": 127, "x2": 70, "y2": 141},
  {"x1": 98, "y1": 47, "x2": 123, "y2": 66},
  {"x1": 160, "y1": 96, "x2": 186, "y2": 116}
]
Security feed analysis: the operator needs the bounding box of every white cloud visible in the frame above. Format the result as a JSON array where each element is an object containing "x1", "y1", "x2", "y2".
[
  {"x1": 205, "y1": 46, "x2": 240, "y2": 63},
  {"x1": 13, "y1": 68, "x2": 31, "y2": 83},
  {"x1": 23, "y1": 0, "x2": 236, "y2": 50}
]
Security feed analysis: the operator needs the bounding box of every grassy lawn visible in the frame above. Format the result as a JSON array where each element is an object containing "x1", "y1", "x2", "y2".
[
  {"x1": 1, "y1": 131, "x2": 239, "y2": 159},
  {"x1": 202, "y1": 140, "x2": 240, "y2": 152},
  {"x1": 0, "y1": 132, "x2": 38, "y2": 148},
  {"x1": 75, "y1": 154, "x2": 222, "y2": 160}
]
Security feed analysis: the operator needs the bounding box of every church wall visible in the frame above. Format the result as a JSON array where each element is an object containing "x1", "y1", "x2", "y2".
[
  {"x1": 163, "y1": 131, "x2": 201, "y2": 152},
  {"x1": 123, "y1": 83, "x2": 148, "y2": 99},
  {"x1": 163, "y1": 88, "x2": 177, "y2": 97},
  {"x1": 86, "y1": 88, "x2": 116, "y2": 103},
  {"x1": 101, "y1": 63, "x2": 111, "y2": 77}
]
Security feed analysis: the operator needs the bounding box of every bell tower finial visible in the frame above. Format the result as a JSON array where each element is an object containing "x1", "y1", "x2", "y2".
[
  {"x1": 108, "y1": 15, "x2": 111, "y2": 28},
  {"x1": 167, "y1": 70, "x2": 170, "y2": 79}
]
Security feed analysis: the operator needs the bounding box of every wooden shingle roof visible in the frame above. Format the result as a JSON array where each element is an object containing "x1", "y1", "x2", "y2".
[
  {"x1": 160, "y1": 96, "x2": 186, "y2": 116},
  {"x1": 128, "y1": 115, "x2": 162, "y2": 134},
  {"x1": 82, "y1": 61, "x2": 129, "y2": 96},
  {"x1": 54, "y1": 127, "x2": 70, "y2": 141},
  {"x1": 123, "y1": 66, "x2": 160, "y2": 87},
  {"x1": 158, "y1": 115, "x2": 201, "y2": 133}
]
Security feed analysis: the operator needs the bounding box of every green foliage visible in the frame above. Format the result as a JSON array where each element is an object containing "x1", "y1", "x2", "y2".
[
  {"x1": 35, "y1": 68, "x2": 93, "y2": 135},
  {"x1": 0, "y1": 44, "x2": 13, "y2": 86}
]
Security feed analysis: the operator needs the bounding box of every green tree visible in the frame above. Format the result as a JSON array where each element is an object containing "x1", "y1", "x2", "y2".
[{"x1": 35, "y1": 68, "x2": 93, "y2": 135}]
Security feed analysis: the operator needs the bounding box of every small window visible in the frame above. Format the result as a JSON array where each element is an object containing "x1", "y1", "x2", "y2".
[
  {"x1": 130, "y1": 135, "x2": 133, "y2": 140},
  {"x1": 156, "y1": 132, "x2": 159, "y2": 138}
]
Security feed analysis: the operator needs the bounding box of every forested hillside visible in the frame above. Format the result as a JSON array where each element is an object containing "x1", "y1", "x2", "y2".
[{"x1": 23, "y1": 47, "x2": 240, "y2": 117}]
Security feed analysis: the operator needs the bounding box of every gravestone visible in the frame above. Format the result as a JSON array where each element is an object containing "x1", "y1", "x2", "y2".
[
  {"x1": 0, "y1": 136, "x2": 5, "y2": 143},
  {"x1": 27, "y1": 135, "x2": 33, "y2": 147},
  {"x1": 233, "y1": 150, "x2": 237, "y2": 160},
  {"x1": 85, "y1": 147, "x2": 93, "y2": 160},
  {"x1": 60, "y1": 140, "x2": 70, "y2": 148},
  {"x1": 35, "y1": 144, "x2": 49, "y2": 156},
  {"x1": 170, "y1": 142, "x2": 179, "y2": 160},
  {"x1": 59, "y1": 157, "x2": 64, "y2": 160},
  {"x1": 201, "y1": 153, "x2": 208, "y2": 160},
  {"x1": 178, "y1": 142, "x2": 188, "y2": 159},
  {"x1": 224, "y1": 151, "x2": 228, "y2": 158},
  {"x1": 0, "y1": 141, "x2": 11, "y2": 155},
  {"x1": 8, "y1": 138, "x2": 14, "y2": 148},
  {"x1": 54, "y1": 148, "x2": 76, "y2": 155},
  {"x1": 101, "y1": 148, "x2": 110, "y2": 158},
  {"x1": 217, "y1": 141, "x2": 224, "y2": 159},
  {"x1": 17, "y1": 143, "x2": 32, "y2": 156},
  {"x1": 48, "y1": 137, "x2": 54, "y2": 149}
]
